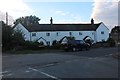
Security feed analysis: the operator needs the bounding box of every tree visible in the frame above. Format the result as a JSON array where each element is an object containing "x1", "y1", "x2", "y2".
[
  {"x1": 107, "y1": 37, "x2": 115, "y2": 47},
  {"x1": 111, "y1": 26, "x2": 120, "y2": 33},
  {"x1": 2, "y1": 23, "x2": 13, "y2": 50},
  {"x1": 2, "y1": 22, "x2": 25, "y2": 51},
  {"x1": 12, "y1": 29, "x2": 25, "y2": 46},
  {"x1": 14, "y1": 15, "x2": 40, "y2": 26}
]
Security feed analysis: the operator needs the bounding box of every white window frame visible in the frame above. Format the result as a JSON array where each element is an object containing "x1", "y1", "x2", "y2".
[
  {"x1": 32, "y1": 33, "x2": 36, "y2": 36},
  {"x1": 46, "y1": 33, "x2": 50, "y2": 36}
]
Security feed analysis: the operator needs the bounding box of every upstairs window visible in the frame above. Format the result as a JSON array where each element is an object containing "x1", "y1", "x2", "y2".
[
  {"x1": 32, "y1": 33, "x2": 36, "y2": 36},
  {"x1": 69, "y1": 32, "x2": 72, "y2": 36},
  {"x1": 46, "y1": 33, "x2": 50, "y2": 36},
  {"x1": 101, "y1": 31, "x2": 104, "y2": 34},
  {"x1": 56, "y1": 32, "x2": 59, "y2": 36},
  {"x1": 79, "y1": 32, "x2": 82, "y2": 35},
  {"x1": 92, "y1": 32, "x2": 94, "y2": 35}
]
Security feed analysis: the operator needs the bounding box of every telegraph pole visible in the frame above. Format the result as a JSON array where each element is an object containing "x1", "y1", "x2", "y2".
[{"x1": 6, "y1": 12, "x2": 8, "y2": 25}]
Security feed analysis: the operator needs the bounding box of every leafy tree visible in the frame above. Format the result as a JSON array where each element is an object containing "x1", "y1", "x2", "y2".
[
  {"x1": 14, "y1": 15, "x2": 40, "y2": 26},
  {"x1": 2, "y1": 22, "x2": 25, "y2": 51},
  {"x1": 2, "y1": 23, "x2": 13, "y2": 50},
  {"x1": 12, "y1": 29, "x2": 25, "y2": 46},
  {"x1": 111, "y1": 26, "x2": 120, "y2": 33},
  {"x1": 107, "y1": 37, "x2": 115, "y2": 47}
]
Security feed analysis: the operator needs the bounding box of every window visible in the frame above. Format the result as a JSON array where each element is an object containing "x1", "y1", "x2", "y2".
[
  {"x1": 101, "y1": 31, "x2": 104, "y2": 34},
  {"x1": 102, "y1": 39, "x2": 105, "y2": 42},
  {"x1": 56, "y1": 32, "x2": 58, "y2": 36},
  {"x1": 69, "y1": 32, "x2": 72, "y2": 36},
  {"x1": 92, "y1": 32, "x2": 94, "y2": 35},
  {"x1": 32, "y1": 33, "x2": 36, "y2": 36},
  {"x1": 47, "y1": 41, "x2": 50, "y2": 46},
  {"x1": 46, "y1": 33, "x2": 50, "y2": 36},
  {"x1": 79, "y1": 32, "x2": 82, "y2": 35}
]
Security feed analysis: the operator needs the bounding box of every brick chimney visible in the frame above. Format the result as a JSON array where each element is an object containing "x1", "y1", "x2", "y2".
[
  {"x1": 50, "y1": 17, "x2": 53, "y2": 25},
  {"x1": 91, "y1": 18, "x2": 94, "y2": 25}
]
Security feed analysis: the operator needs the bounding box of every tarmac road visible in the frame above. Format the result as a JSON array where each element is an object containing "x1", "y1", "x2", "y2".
[{"x1": 2, "y1": 47, "x2": 119, "y2": 79}]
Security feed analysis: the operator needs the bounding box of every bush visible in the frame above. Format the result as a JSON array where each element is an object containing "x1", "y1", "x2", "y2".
[
  {"x1": 107, "y1": 38, "x2": 115, "y2": 47},
  {"x1": 52, "y1": 40, "x2": 57, "y2": 46},
  {"x1": 39, "y1": 41, "x2": 44, "y2": 46},
  {"x1": 52, "y1": 40, "x2": 61, "y2": 49},
  {"x1": 24, "y1": 41, "x2": 40, "y2": 50},
  {"x1": 2, "y1": 24, "x2": 25, "y2": 51}
]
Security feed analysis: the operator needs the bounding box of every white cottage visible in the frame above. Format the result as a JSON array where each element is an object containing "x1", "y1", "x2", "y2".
[{"x1": 13, "y1": 18, "x2": 109, "y2": 46}]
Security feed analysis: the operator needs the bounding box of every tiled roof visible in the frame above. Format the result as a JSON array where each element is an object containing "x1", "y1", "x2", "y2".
[{"x1": 16, "y1": 23, "x2": 102, "y2": 32}]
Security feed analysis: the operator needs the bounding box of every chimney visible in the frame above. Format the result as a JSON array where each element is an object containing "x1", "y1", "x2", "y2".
[
  {"x1": 91, "y1": 18, "x2": 94, "y2": 25},
  {"x1": 50, "y1": 17, "x2": 53, "y2": 25}
]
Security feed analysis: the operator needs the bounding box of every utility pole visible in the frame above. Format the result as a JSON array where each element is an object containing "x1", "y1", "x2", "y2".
[{"x1": 6, "y1": 12, "x2": 8, "y2": 25}]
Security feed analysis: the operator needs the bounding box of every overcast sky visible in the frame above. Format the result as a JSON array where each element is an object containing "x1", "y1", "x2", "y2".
[{"x1": 0, "y1": 0, "x2": 119, "y2": 31}]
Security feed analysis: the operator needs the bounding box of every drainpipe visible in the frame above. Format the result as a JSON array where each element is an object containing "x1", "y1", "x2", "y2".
[{"x1": 30, "y1": 32, "x2": 32, "y2": 41}]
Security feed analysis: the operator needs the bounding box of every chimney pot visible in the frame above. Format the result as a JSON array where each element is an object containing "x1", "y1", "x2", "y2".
[
  {"x1": 91, "y1": 18, "x2": 94, "y2": 25},
  {"x1": 50, "y1": 17, "x2": 53, "y2": 25}
]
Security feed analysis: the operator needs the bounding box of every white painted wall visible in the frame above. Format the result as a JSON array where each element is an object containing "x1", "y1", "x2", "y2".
[
  {"x1": 96, "y1": 22, "x2": 109, "y2": 42},
  {"x1": 13, "y1": 23, "x2": 109, "y2": 46},
  {"x1": 13, "y1": 23, "x2": 30, "y2": 41},
  {"x1": 31, "y1": 31, "x2": 95, "y2": 46}
]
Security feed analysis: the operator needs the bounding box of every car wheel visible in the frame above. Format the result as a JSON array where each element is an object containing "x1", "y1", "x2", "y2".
[{"x1": 72, "y1": 47, "x2": 76, "y2": 52}]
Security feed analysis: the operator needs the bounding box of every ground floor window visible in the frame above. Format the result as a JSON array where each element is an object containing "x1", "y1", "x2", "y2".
[
  {"x1": 102, "y1": 39, "x2": 105, "y2": 42},
  {"x1": 47, "y1": 41, "x2": 50, "y2": 46}
]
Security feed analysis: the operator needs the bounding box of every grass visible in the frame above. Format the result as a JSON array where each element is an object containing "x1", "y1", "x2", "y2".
[{"x1": 3, "y1": 48, "x2": 64, "y2": 54}]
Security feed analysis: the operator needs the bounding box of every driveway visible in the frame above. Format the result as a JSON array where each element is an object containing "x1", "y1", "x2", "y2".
[{"x1": 2, "y1": 47, "x2": 119, "y2": 79}]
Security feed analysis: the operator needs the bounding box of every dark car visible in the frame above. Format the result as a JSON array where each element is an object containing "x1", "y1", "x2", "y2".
[{"x1": 63, "y1": 40, "x2": 90, "y2": 52}]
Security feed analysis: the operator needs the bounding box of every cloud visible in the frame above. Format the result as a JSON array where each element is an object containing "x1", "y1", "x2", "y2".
[
  {"x1": 91, "y1": 0, "x2": 119, "y2": 31},
  {"x1": 55, "y1": 11, "x2": 69, "y2": 16},
  {"x1": 0, "y1": 0, "x2": 33, "y2": 25}
]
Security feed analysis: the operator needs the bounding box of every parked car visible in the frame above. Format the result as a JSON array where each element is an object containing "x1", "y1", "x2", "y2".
[{"x1": 63, "y1": 40, "x2": 91, "y2": 52}]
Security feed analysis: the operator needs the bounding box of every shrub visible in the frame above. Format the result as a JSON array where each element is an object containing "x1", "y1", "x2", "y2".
[
  {"x1": 2, "y1": 24, "x2": 25, "y2": 51},
  {"x1": 52, "y1": 40, "x2": 57, "y2": 46},
  {"x1": 39, "y1": 41, "x2": 44, "y2": 46},
  {"x1": 52, "y1": 40, "x2": 61, "y2": 49},
  {"x1": 24, "y1": 41, "x2": 40, "y2": 50},
  {"x1": 107, "y1": 38, "x2": 115, "y2": 47}
]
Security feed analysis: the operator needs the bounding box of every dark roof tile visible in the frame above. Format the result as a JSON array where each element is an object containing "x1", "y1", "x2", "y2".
[{"x1": 17, "y1": 23, "x2": 102, "y2": 32}]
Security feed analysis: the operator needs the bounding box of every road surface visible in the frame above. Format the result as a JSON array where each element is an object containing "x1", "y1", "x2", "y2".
[{"x1": 2, "y1": 47, "x2": 119, "y2": 79}]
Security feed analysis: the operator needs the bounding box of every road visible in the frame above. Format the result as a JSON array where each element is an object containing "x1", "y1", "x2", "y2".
[{"x1": 2, "y1": 47, "x2": 119, "y2": 79}]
